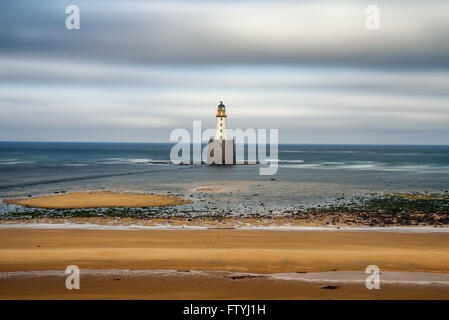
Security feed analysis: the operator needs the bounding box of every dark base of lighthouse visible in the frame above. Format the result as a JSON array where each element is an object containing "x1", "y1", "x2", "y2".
[{"x1": 207, "y1": 138, "x2": 236, "y2": 165}]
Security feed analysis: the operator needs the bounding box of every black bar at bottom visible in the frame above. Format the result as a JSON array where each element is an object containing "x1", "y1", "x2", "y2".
[{"x1": 1, "y1": 300, "x2": 448, "y2": 319}]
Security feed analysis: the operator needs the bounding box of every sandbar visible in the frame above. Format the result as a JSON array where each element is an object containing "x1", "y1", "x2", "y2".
[{"x1": 3, "y1": 191, "x2": 192, "y2": 209}]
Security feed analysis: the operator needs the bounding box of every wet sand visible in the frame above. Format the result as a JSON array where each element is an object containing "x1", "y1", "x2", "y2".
[
  {"x1": 2, "y1": 270, "x2": 449, "y2": 300},
  {"x1": 3, "y1": 191, "x2": 191, "y2": 209},
  {"x1": 1, "y1": 216, "x2": 448, "y2": 231},
  {"x1": 1, "y1": 228, "x2": 449, "y2": 299}
]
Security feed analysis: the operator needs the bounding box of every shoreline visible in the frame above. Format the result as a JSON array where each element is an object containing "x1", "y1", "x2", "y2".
[
  {"x1": 1, "y1": 217, "x2": 448, "y2": 233},
  {"x1": 2, "y1": 190, "x2": 448, "y2": 228}
]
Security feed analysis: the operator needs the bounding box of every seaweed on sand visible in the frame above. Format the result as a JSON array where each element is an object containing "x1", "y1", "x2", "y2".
[{"x1": 292, "y1": 193, "x2": 449, "y2": 227}]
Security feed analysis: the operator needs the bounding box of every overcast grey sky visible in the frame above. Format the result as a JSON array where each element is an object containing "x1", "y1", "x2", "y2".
[{"x1": 1, "y1": 0, "x2": 449, "y2": 144}]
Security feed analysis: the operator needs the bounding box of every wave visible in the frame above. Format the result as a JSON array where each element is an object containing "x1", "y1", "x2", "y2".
[
  {"x1": 0, "y1": 169, "x2": 163, "y2": 190},
  {"x1": 280, "y1": 150, "x2": 443, "y2": 156},
  {"x1": 0, "y1": 159, "x2": 34, "y2": 165},
  {"x1": 269, "y1": 159, "x2": 305, "y2": 164},
  {"x1": 98, "y1": 158, "x2": 170, "y2": 165},
  {"x1": 281, "y1": 150, "x2": 358, "y2": 154},
  {"x1": 280, "y1": 161, "x2": 449, "y2": 172}
]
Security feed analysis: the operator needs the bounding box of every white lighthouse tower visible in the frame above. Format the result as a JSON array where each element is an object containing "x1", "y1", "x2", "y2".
[
  {"x1": 216, "y1": 101, "x2": 227, "y2": 140},
  {"x1": 207, "y1": 101, "x2": 235, "y2": 165}
]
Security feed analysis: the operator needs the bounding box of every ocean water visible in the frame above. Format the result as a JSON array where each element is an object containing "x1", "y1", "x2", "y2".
[{"x1": 0, "y1": 142, "x2": 448, "y2": 216}]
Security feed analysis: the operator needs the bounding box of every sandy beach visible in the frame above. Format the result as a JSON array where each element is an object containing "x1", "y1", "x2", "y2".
[
  {"x1": 1, "y1": 191, "x2": 449, "y2": 299},
  {"x1": 1, "y1": 228, "x2": 449, "y2": 299}
]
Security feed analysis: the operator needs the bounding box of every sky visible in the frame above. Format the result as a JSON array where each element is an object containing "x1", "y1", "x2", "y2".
[{"x1": 0, "y1": 0, "x2": 448, "y2": 144}]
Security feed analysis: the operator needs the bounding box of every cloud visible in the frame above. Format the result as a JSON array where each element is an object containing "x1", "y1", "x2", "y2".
[
  {"x1": 2, "y1": 57, "x2": 449, "y2": 95},
  {"x1": 0, "y1": 0, "x2": 448, "y2": 144},
  {"x1": 2, "y1": 0, "x2": 449, "y2": 68},
  {"x1": 1, "y1": 60, "x2": 448, "y2": 143}
]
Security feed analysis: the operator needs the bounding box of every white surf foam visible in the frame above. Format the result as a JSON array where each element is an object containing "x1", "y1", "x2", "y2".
[{"x1": 0, "y1": 222, "x2": 448, "y2": 233}]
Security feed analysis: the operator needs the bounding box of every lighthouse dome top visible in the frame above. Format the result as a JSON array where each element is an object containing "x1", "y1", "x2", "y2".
[{"x1": 217, "y1": 101, "x2": 227, "y2": 117}]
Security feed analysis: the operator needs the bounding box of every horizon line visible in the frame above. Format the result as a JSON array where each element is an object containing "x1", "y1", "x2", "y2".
[{"x1": 1, "y1": 141, "x2": 448, "y2": 147}]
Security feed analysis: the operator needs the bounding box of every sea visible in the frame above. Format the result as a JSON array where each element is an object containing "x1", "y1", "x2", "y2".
[{"x1": 1, "y1": 142, "x2": 448, "y2": 216}]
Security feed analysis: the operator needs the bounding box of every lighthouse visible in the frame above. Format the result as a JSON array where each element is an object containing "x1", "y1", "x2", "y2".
[
  {"x1": 216, "y1": 101, "x2": 227, "y2": 140},
  {"x1": 207, "y1": 101, "x2": 236, "y2": 165}
]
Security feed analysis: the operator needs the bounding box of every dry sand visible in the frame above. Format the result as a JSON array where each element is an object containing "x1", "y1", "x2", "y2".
[
  {"x1": 1, "y1": 228, "x2": 449, "y2": 299},
  {"x1": 3, "y1": 191, "x2": 191, "y2": 209},
  {"x1": 2, "y1": 228, "x2": 449, "y2": 273}
]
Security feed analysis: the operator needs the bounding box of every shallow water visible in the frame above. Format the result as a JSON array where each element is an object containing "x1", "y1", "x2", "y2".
[
  {"x1": 1, "y1": 142, "x2": 448, "y2": 216},
  {"x1": 2, "y1": 269, "x2": 449, "y2": 287}
]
